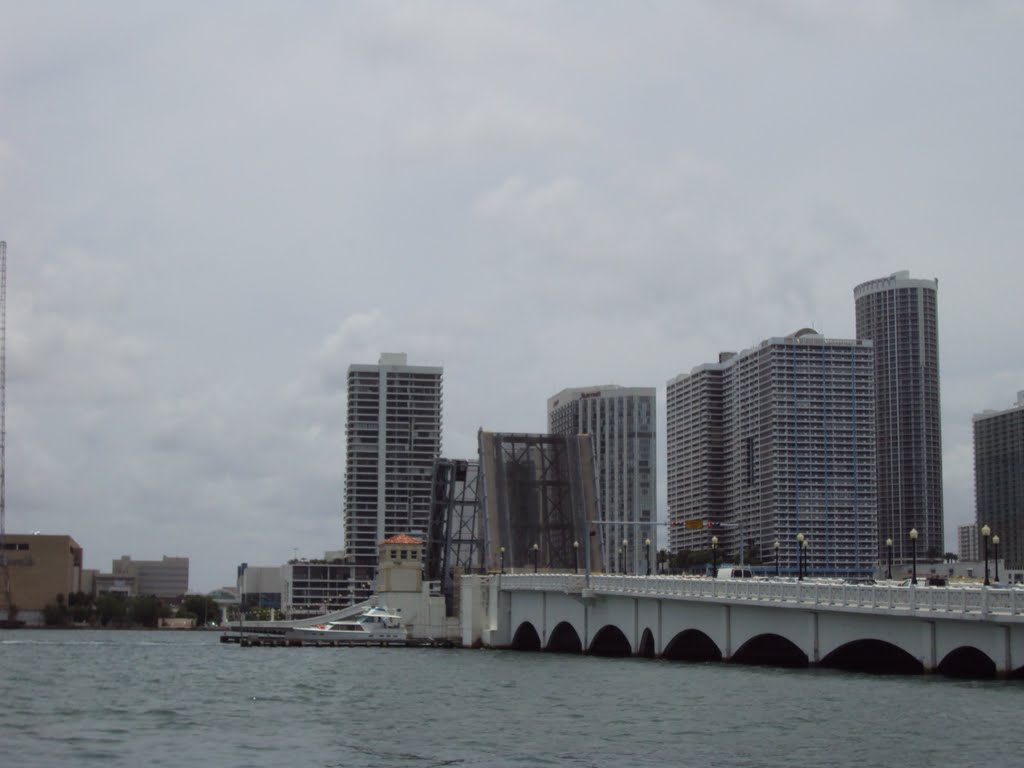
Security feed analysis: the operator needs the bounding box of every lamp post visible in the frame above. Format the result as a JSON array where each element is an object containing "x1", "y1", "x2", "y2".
[
  {"x1": 909, "y1": 528, "x2": 919, "y2": 585},
  {"x1": 993, "y1": 535, "x2": 1000, "y2": 583},
  {"x1": 500, "y1": 546, "x2": 505, "y2": 575},
  {"x1": 711, "y1": 535, "x2": 719, "y2": 577},
  {"x1": 773, "y1": 539, "x2": 780, "y2": 577},
  {"x1": 802, "y1": 538, "x2": 809, "y2": 579},
  {"x1": 622, "y1": 538, "x2": 629, "y2": 575},
  {"x1": 573, "y1": 540, "x2": 579, "y2": 574},
  {"x1": 981, "y1": 524, "x2": 991, "y2": 586},
  {"x1": 796, "y1": 533, "x2": 805, "y2": 581},
  {"x1": 645, "y1": 538, "x2": 651, "y2": 576},
  {"x1": 885, "y1": 538, "x2": 893, "y2": 580},
  {"x1": 532, "y1": 542, "x2": 539, "y2": 574}
]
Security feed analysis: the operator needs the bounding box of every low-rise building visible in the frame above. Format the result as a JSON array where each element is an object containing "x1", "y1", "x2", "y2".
[
  {"x1": 237, "y1": 563, "x2": 284, "y2": 610},
  {"x1": 958, "y1": 524, "x2": 979, "y2": 562},
  {"x1": 94, "y1": 573, "x2": 135, "y2": 596},
  {"x1": 111, "y1": 555, "x2": 189, "y2": 598},
  {"x1": 237, "y1": 553, "x2": 363, "y2": 618},
  {"x1": 284, "y1": 556, "x2": 358, "y2": 617},
  {"x1": 0, "y1": 533, "x2": 83, "y2": 625}
]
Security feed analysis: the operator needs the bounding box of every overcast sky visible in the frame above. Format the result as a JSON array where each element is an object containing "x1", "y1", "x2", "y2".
[{"x1": 1, "y1": 2, "x2": 1021, "y2": 591}]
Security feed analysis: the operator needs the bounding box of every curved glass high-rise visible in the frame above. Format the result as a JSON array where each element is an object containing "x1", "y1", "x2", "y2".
[{"x1": 855, "y1": 271, "x2": 943, "y2": 564}]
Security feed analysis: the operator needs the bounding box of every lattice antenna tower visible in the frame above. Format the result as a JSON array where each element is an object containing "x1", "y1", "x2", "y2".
[
  {"x1": 0, "y1": 240, "x2": 7, "y2": 622},
  {"x1": 0, "y1": 241, "x2": 6, "y2": 551}
]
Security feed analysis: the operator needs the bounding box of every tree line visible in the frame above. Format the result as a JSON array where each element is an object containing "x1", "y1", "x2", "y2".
[{"x1": 42, "y1": 593, "x2": 222, "y2": 628}]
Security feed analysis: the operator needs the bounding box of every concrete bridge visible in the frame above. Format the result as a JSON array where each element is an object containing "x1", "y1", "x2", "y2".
[{"x1": 461, "y1": 574, "x2": 1024, "y2": 678}]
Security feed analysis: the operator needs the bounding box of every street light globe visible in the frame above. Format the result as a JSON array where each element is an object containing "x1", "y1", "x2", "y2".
[
  {"x1": 645, "y1": 538, "x2": 651, "y2": 547},
  {"x1": 711, "y1": 535, "x2": 718, "y2": 547},
  {"x1": 993, "y1": 535, "x2": 1000, "y2": 546},
  {"x1": 796, "y1": 532, "x2": 805, "y2": 544},
  {"x1": 533, "y1": 543, "x2": 539, "y2": 551},
  {"x1": 981, "y1": 524, "x2": 991, "y2": 538},
  {"x1": 500, "y1": 546, "x2": 505, "y2": 553},
  {"x1": 623, "y1": 538, "x2": 629, "y2": 547},
  {"x1": 773, "y1": 539, "x2": 780, "y2": 550},
  {"x1": 886, "y1": 538, "x2": 893, "y2": 547},
  {"x1": 909, "y1": 528, "x2": 918, "y2": 540}
]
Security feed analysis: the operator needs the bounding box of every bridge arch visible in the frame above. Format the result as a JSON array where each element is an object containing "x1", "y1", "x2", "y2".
[
  {"x1": 937, "y1": 646, "x2": 997, "y2": 679},
  {"x1": 589, "y1": 625, "x2": 632, "y2": 657},
  {"x1": 821, "y1": 639, "x2": 923, "y2": 675},
  {"x1": 637, "y1": 628, "x2": 656, "y2": 659},
  {"x1": 732, "y1": 633, "x2": 808, "y2": 668},
  {"x1": 546, "y1": 621, "x2": 583, "y2": 654},
  {"x1": 511, "y1": 621, "x2": 541, "y2": 651},
  {"x1": 663, "y1": 629, "x2": 722, "y2": 662}
]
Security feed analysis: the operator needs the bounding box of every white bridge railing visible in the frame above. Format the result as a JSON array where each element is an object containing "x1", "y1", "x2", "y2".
[{"x1": 495, "y1": 573, "x2": 1024, "y2": 619}]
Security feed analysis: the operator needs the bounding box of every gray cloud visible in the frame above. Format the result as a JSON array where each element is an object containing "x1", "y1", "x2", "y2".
[{"x1": 1, "y1": 2, "x2": 1022, "y2": 588}]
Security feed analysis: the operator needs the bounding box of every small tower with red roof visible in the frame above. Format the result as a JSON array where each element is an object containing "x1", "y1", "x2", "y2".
[{"x1": 377, "y1": 534, "x2": 424, "y2": 593}]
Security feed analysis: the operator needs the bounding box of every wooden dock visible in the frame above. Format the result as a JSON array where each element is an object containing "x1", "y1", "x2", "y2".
[{"x1": 220, "y1": 634, "x2": 455, "y2": 649}]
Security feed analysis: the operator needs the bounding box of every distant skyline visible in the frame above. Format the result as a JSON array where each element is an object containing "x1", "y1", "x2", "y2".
[{"x1": 1, "y1": 3, "x2": 1022, "y2": 591}]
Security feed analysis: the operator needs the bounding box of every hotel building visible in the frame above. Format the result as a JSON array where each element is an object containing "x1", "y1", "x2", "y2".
[{"x1": 548, "y1": 386, "x2": 656, "y2": 573}]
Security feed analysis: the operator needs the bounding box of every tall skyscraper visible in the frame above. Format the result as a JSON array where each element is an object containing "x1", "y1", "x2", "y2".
[
  {"x1": 855, "y1": 271, "x2": 943, "y2": 563},
  {"x1": 973, "y1": 391, "x2": 1024, "y2": 569},
  {"x1": 344, "y1": 353, "x2": 443, "y2": 604},
  {"x1": 667, "y1": 329, "x2": 877, "y2": 576},
  {"x1": 548, "y1": 386, "x2": 656, "y2": 573}
]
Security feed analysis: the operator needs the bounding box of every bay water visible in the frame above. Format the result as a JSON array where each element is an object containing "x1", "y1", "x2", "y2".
[{"x1": 2, "y1": 629, "x2": 1020, "y2": 768}]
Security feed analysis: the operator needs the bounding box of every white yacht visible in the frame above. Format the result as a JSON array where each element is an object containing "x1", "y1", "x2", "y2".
[{"x1": 286, "y1": 606, "x2": 407, "y2": 643}]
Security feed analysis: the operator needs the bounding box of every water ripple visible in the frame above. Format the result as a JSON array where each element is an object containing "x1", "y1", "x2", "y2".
[{"x1": 2, "y1": 629, "x2": 1022, "y2": 768}]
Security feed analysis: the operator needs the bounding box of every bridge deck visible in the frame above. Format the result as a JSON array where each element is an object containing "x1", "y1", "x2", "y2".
[{"x1": 496, "y1": 573, "x2": 1024, "y2": 620}]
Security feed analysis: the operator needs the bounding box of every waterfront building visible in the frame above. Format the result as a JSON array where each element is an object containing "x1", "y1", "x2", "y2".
[
  {"x1": 237, "y1": 563, "x2": 285, "y2": 610},
  {"x1": 283, "y1": 557, "x2": 357, "y2": 617},
  {"x1": 111, "y1": 555, "x2": 188, "y2": 599},
  {"x1": 958, "y1": 523, "x2": 979, "y2": 563},
  {"x1": 973, "y1": 391, "x2": 1024, "y2": 570},
  {"x1": 548, "y1": 386, "x2": 656, "y2": 573},
  {"x1": 93, "y1": 573, "x2": 134, "y2": 596},
  {"x1": 344, "y1": 352, "x2": 443, "y2": 604},
  {"x1": 854, "y1": 271, "x2": 943, "y2": 563},
  {"x1": 666, "y1": 329, "x2": 877, "y2": 576},
  {"x1": 0, "y1": 533, "x2": 83, "y2": 625}
]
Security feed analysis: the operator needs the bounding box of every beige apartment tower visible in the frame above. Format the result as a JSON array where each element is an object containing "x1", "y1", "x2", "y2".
[{"x1": 344, "y1": 353, "x2": 443, "y2": 604}]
